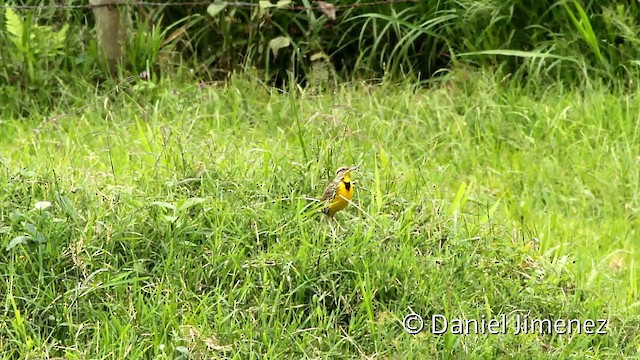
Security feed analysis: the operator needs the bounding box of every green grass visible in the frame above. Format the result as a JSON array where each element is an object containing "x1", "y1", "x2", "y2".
[{"x1": 1, "y1": 72, "x2": 639, "y2": 358}]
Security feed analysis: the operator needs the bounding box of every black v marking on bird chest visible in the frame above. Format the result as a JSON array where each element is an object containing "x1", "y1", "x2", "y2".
[{"x1": 344, "y1": 181, "x2": 351, "y2": 191}]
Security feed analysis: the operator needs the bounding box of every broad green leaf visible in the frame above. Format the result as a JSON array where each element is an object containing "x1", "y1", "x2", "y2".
[
  {"x1": 149, "y1": 201, "x2": 177, "y2": 211},
  {"x1": 207, "y1": 2, "x2": 228, "y2": 17},
  {"x1": 58, "y1": 195, "x2": 81, "y2": 224},
  {"x1": 161, "y1": 215, "x2": 178, "y2": 223},
  {"x1": 177, "y1": 197, "x2": 206, "y2": 213},
  {"x1": 259, "y1": 1, "x2": 274, "y2": 9},
  {"x1": 8, "y1": 210, "x2": 27, "y2": 223},
  {"x1": 448, "y1": 182, "x2": 467, "y2": 217},
  {"x1": 24, "y1": 223, "x2": 37, "y2": 237},
  {"x1": 176, "y1": 346, "x2": 189, "y2": 355},
  {"x1": 276, "y1": 0, "x2": 292, "y2": 8},
  {"x1": 269, "y1": 36, "x2": 291, "y2": 57},
  {"x1": 34, "y1": 201, "x2": 52, "y2": 210},
  {"x1": 6, "y1": 235, "x2": 31, "y2": 251},
  {"x1": 54, "y1": 23, "x2": 69, "y2": 49},
  {"x1": 24, "y1": 223, "x2": 46, "y2": 243},
  {"x1": 378, "y1": 146, "x2": 389, "y2": 168},
  {"x1": 4, "y1": 8, "x2": 24, "y2": 50}
]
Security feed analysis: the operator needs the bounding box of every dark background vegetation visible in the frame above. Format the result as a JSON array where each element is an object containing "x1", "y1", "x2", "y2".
[{"x1": 1, "y1": 0, "x2": 640, "y2": 113}]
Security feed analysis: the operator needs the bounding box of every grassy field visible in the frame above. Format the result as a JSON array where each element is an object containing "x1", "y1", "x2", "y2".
[{"x1": 1, "y1": 72, "x2": 639, "y2": 358}]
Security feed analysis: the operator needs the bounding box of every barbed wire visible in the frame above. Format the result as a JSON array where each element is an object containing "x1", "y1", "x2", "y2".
[{"x1": 0, "y1": 0, "x2": 419, "y2": 11}]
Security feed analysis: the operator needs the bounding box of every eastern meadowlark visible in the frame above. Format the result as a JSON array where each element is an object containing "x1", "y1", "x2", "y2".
[{"x1": 320, "y1": 165, "x2": 358, "y2": 217}]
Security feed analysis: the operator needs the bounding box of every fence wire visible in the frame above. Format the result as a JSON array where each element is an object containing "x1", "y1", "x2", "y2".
[{"x1": 0, "y1": 0, "x2": 419, "y2": 11}]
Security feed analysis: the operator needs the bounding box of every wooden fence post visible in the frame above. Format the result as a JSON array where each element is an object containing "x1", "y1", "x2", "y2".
[{"x1": 90, "y1": 0, "x2": 126, "y2": 73}]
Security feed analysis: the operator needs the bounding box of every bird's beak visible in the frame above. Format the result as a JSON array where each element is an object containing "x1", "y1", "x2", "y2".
[{"x1": 347, "y1": 166, "x2": 359, "y2": 173}]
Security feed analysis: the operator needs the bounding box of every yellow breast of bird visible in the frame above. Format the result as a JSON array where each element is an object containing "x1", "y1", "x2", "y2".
[{"x1": 328, "y1": 180, "x2": 353, "y2": 214}]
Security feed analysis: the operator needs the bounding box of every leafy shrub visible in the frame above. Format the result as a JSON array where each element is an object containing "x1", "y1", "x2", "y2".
[{"x1": 2, "y1": 0, "x2": 640, "y2": 117}]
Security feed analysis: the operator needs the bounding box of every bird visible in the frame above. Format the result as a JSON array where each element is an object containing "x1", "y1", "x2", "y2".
[{"x1": 320, "y1": 165, "x2": 359, "y2": 217}]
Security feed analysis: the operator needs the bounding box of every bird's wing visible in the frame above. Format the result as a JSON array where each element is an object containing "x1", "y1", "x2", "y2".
[{"x1": 321, "y1": 179, "x2": 339, "y2": 202}]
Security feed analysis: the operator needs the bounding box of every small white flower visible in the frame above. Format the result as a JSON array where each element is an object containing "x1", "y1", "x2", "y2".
[{"x1": 34, "y1": 201, "x2": 52, "y2": 210}]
